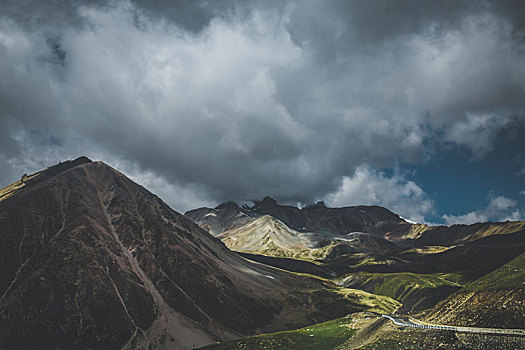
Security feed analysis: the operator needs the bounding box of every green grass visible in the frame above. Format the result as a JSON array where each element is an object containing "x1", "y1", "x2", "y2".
[
  {"x1": 199, "y1": 316, "x2": 358, "y2": 350},
  {"x1": 399, "y1": 246, "x2": 452, "y2": 255},
  {"x1": 351, "y1": 256, "x2": 397, "y2": 267},
  {"x1": 251, "y1": 241, "x2": 326, "y2": 261},
  {"x1": 341, "y1": 272, "x2": 464, "y2": 302},
  {"x1": 332, "y1": 288, "x2": 401, "y2": 314},
  {"x1": 359, "y1": 339, "x2": 405, "y2": 350},
  {"x1": 274, "y1": 270, "x2": 402, "y2": 315},
  {"x1": 463, "y1": 253, "x2": 525, "y2": 291},
  {"x1": 234, "y1": 240, "x2": 343, "y2": 262}
]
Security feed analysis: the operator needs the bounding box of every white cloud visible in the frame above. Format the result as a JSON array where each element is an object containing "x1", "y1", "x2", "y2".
[
  {"x1": 126, "y1": 168, "x2": 214, "y2": 213},
  {"x1": 325, "y1": 165, "x2": 434, "y2": 224},
  {"x1": 486, "y1": 194, "x2": 517, "y2": 213},
  {"x1": 442, "y1": 193, "x2": 524, "y2": 225},
  {"x1": 444, "y1": 113, "x2": 512, "y2": 157},
  {"x1": 443, "y1": 212, "x2": 488, "y2": 226},
  {"x1": 1, "y1": 1, "x2": 525, "y2": 211},
  {"x1": 500, "y1": 210, "x2": 524, "y2": 222}
]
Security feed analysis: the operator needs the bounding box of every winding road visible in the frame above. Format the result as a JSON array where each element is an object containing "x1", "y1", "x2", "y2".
[{"x1": 381, "y1": 314, "x2": 525, "y2": 337}]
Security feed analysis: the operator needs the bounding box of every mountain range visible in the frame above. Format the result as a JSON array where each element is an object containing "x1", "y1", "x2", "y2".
[
  {"x1": 1, "y1": 157, "x2": 524, "y2": 349},
  {"x1": 185, "y1": 198, "x2": 525, "y2": 260},
  {"x1": 186, "y1": 195, "x2": 525, "y2": 348}
]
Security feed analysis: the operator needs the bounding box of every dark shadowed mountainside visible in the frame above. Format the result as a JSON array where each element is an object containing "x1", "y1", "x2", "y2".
[{"x1": 249, "y1": 197, "x2": 408, "y2": 237}]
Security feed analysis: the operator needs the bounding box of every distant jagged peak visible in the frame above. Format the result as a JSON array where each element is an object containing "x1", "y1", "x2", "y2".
[
  {"x1": 214, "y1": 201, "x2": 240, "y2": 210},
  {"x1": 304, "y1": 201, "x2": 327, "y2": 209},
  {"x1": 72, "y1": 155, "x2": 92, "y2": 163},
  {"x1": 253, "y1": 196, "x2": 279, "y2": 209},
  {"x1": 261, "y1": 196, "x2": 278, "y2": 205},
  {"x1": 235, "y1": 200, "x2": 256, "y2": 209}
]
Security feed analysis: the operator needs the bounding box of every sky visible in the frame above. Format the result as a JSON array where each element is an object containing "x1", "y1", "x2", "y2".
[{"x1": 0, "y1": 0, "x2": 524, "y2": 224}]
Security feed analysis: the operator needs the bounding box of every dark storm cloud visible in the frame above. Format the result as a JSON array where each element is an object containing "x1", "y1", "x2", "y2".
[{"x1": 1, "y1": 0, "x2": 525, "y2": 220}]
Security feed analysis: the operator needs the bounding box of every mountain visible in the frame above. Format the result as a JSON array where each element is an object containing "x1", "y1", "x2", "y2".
[
  {"x1": 187, "y1": 198, "x2": 525, "y2": 257},
  {"x1": 424, "y1": 254, "x2": 525, "y2": 329},
  {"x1": 217, "y1": 214, "x2": 399, "y2": 260},
  {"x1": 186, "y1": 197, "x2": 411, "y2": 238},
  {"x1": 186, "y1": 197, "x2": 525, "y2": 325},
  {"x1": 406, "y1": 221, "x2": 525, "y2": 246},
  {"x1": 250, "y1": 197, "x2": 411, "y2": 237},
  {"x1": 185, "y1": 199, "x2": 406, "y2": 260},
  {"x1": 424, "y1": 238, "x2": 525, "y2": 329},
  {"x1": 216, "y1": 215, "x2": 318, "y2": 260},
  {"x1": 185, "y1": 202, "x2": 255, "y2": 236},
  {"x1": 0, "y1": 158, "x2": 362, "y2": 350}
]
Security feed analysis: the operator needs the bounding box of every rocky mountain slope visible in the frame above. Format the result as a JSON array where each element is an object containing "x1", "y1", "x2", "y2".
[
  {"x1": 187, "y1": 197, "x2": 411, "y2": 238},
  {"x1": 0, "y1": 158, "x2": 363, "y2": 350},
  {"x1": 216, "y1": 214, "x2": 399, "y2": 260},
  {"x1": 424, "y1": 250, "x2": 525, "y2": 329},
  {"x1": 217, "y1": 215, "x2": 316, "y2": 259},
  {"x1": 248, "y1": 197, "x2": 409, "y2": 237},
  {"x1": 407, "y1": 221, "x2": 525, "y2": 246},
  {"x1": 185, "y1": 201, "x2": 255, "y2": 236},
  {"x1": 186, "y1": 199, "x2": 404, "y2": 260},
  {"x1": 187, "y1": 198, "x2": 525, "y2": 260}
]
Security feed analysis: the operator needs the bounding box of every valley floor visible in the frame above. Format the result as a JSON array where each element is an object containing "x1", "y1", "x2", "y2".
[
  {"x1": 199, "y1": 312, "x2": 525, "y2": 350},
  {"x1": 198, "y1": 249, "x2": 525, "y2": 350}
]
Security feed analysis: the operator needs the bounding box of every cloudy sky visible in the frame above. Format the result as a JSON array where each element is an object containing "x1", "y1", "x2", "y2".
[{"x1": 1, "y1": 0, "x2": 524, "y2": 224}]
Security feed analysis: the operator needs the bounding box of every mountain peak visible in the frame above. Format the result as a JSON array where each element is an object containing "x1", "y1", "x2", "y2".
[
  {"x1": 305, "y1": 201, "x2": 327, "y2": 209},
  {"x1": 42, "y1": 156, "x2": 92, "y2": 176},
  {"x1": 215, "y1": 201, "x2": 240, "y2": 210},
  {"x1": 260, "y1": 196, "x2": 278, "y2": 205}
]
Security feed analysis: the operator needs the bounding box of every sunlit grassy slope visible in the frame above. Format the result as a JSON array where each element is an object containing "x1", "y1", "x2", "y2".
[
  {"x1": 198, "y1": 286, "x2": 400, "y2": 350},
  {"x1": 200, "y1": 315, "x2": 358, "y2": 350},
  {"x1": 0, "y1": 173, "x2": 39, "y2": 202},
  {"x1": 341, "y1": 272, "x2": 464, "y2": 302},
  {"x1": 463, "y1": 253, "x2": 525, "y2": 291},
  {"x1": 332, "y1": 288, "x2": 401, "y2": 314}
]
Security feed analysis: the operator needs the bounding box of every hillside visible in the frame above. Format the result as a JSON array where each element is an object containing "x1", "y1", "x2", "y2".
[
  {"x1": 424, "y1": 253, "x2": 525, "y2": 329},
  {"x1": 185, "y1": 202, "x2": 256, "y2": 236},
  {"x1": 409, "y1": 221, "x2": 525, "y2": 246},
  {"x1": 217, "y1": 215, "x2": 319, "y2": 259}
]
